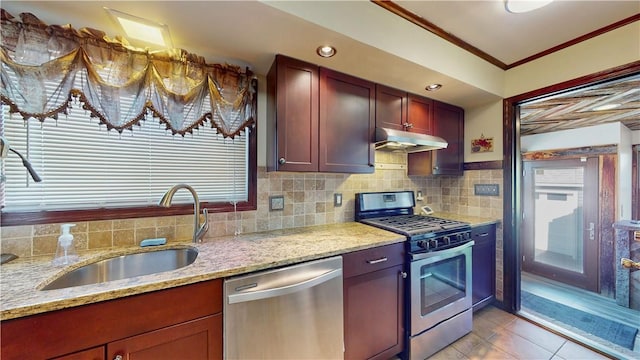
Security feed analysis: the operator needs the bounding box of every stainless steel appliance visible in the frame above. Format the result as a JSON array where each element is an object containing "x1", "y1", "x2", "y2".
[
  {"x1": 355, "y1": 191, "x2": 473, "y2": 360},
  {"x1": 223, "y1": 256, "x2": 344, "y2": 359}
]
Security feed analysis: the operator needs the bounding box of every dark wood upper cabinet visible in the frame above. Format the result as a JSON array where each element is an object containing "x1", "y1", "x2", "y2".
[
  {"x1": 267, "y1": 55, "x2": 374, "y2": 174},
  {"x1": 408, "y1": 100, "x2": 464, "y2": 176},
  {"x1": 266, "y1": 55, "x2": 319, "y2": 172},
  {"x1": 319, "y1": 68, "x2": 375, "y2": 173},
  {"x1": 375, "y1": 85, "x2": 407, "y2": 131},
  {"x1": 432, "y1": 100, "x2": 464, "y2": 175},
  {"x1": 407, "y1": 94, "x2": 433, "y2": 134},
  {"x1": 375, "y1": 84, "x2": 433, "y2": 134}
]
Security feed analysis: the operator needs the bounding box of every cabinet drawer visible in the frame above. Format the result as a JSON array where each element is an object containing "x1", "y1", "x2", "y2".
[
  {"x1": 471, "y1": 224, "x2": 496, "y2": 244},
  {"x1": 343, "y1": 242, "x2": 405, "y2": 278}
]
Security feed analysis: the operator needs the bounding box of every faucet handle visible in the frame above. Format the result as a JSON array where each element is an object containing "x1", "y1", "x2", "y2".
[{"x1": 196, "y1": 208, "x2": 209, "y2": 242}]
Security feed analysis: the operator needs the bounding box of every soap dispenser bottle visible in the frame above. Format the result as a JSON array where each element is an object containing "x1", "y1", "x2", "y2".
[{"x1": 52, "y1": 223, "x2": 79, "y2": 266}]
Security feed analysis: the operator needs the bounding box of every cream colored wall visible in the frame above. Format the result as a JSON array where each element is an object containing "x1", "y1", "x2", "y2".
[
  {"x1": 504, "y1": 22, "x2": 640, "y2": 97},
  {"x1": 263, "y1": 0, "x2": 505, "y2": 99},
  {"x1": 464, "y1": 100, "x2": 504, "y2": 162},
  {"x1": 462, "y1": 20, "x2": 639, "y2": 165}
]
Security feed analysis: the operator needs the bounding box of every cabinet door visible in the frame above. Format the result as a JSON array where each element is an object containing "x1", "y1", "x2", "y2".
[
  {"x1": 344, "y1": 264, "x2": 405, "y2": 360},
  {"x1": 52, "y1": 347, "x2": 105, "y2": 360},
  {"x1": 319, "y1": 68, "x2": 375, "y2": 173},
  {"x1": 375, "y1": 84, "x2": 407, "y2": 131},
  {"x1": 107, "y1": 315, "x2": 222, "y2": 360},
  {"x1": 267, "y1": 55, "x2": 319, "y2": 172},
  {"x1": 472, "y1": 224, "x2": 496, "y2": 311},
  {"x1": 431, "y1": 101, "x2": 464, "y2": 175},
  {"x1": 407, "y1": 94, "x2": 433, "y2": 134}
]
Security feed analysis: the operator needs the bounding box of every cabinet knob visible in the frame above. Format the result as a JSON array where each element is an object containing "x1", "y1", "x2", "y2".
[
  {"x1": 401, "y1": 271, "x2": 408, "y2": 279},
  {"x1": 433, "y1": 166, "x2": 439, "y2": 171},
  {"x1": 113, "y1": 355, "x2": 123, "y2": 360},
  {"x1": 403, "y1": 122, "x2": 413, "y2": 129},
  {"x1": 278, "y1": 157, "x2": 286, "y2": 165}
]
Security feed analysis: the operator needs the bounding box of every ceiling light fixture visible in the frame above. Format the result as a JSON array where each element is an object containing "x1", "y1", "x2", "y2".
[
  {"x1": 504, "y1": 0, "x2": 554, "y2": 14},
  {"x1": 592, "y1": 103, "x2": 621, "y2": 111},
  {"x1": 105, "y1": 7, "x2": 173, "y2": 48},
  {"x1": 316, "y1": 45, "x2": 337, "y2": 58},
  {"x1": 425, "y1": 84, "x2": 442, "y2": 91}
]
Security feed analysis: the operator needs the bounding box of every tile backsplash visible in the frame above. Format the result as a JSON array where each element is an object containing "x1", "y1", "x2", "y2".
[{"x1": 1, "y1": 150, "x2": 503, "y2": 297}]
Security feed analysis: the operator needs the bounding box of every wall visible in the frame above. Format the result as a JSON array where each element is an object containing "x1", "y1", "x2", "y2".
[
  {"x1": 464, "y1": 100, "x2": 504, "y2": 162},
  {"x1": 1, "y1": 151, "x2": 503, "y2": 263},
  {"x1": 504, "y1": 21, "x2": 640, "y2": 98}
]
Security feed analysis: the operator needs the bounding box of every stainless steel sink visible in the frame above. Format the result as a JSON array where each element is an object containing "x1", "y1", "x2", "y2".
[{"x1": 40, "y1": 247, "x2": 198, "y2": 290}]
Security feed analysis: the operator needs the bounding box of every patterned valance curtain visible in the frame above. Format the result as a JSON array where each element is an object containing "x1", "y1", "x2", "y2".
[{"x1": 0, "y1": 10, "x2": 255, "y2": 138}]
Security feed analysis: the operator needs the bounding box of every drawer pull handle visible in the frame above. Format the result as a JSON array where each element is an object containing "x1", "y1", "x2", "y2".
[{"x1": 367, "y1": 257, "x2": 388, "y2": 264}]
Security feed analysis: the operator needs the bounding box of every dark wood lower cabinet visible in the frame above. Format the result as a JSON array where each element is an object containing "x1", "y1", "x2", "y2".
[
  {"x1": 1, "y1": 280, "x2": 222, "y2": 360},
  {"x1": 108, "y1": 315, "x2": 221, "y2": 360},
  {"x1": 471, "y1": 223, "x2": 497, "y2": 311},
  {"x1": 53, "y1": 347, "x2": 104, "y2": 360},
  {"x1": 343, "y1": 243, "x2": 405, "y2": 360}
]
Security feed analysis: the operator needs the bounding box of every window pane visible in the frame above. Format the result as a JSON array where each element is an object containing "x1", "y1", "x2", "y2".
[{"x1": 2, "y1": 106, "x2": 248, "y2": 212}]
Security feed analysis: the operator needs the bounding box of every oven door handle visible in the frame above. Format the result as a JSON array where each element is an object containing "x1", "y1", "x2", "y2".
[{"x1": 410, "y1": 240, "x2": 474, "y2": 261}]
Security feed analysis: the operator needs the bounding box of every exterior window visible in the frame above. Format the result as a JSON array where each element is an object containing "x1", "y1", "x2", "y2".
[{"x1": 1, "y1": 106, "x2": 256, "y2": 226}]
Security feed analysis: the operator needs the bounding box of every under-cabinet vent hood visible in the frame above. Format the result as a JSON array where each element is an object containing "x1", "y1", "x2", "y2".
[{"x1": 374, "y1": 127, "x2": 448, "y2": 153}]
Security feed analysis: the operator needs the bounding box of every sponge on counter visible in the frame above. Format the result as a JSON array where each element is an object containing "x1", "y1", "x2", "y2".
[{"x1": 139, "y1": 238, "x2": 167, "y2": 247}]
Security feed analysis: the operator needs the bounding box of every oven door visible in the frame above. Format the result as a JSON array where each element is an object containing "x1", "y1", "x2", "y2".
[{"x1": 409, "y1": 241, "x2": 474, "y2": 335}]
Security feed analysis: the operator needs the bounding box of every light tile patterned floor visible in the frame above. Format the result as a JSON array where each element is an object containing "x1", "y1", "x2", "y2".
[{"x1": 428, "y1": 306, "x2": 611, "y2": 360}]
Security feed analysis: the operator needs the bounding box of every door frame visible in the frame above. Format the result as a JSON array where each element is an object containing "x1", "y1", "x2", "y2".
[{"x1": 501, "y1": 61, "x2": 640, "y2": 312}]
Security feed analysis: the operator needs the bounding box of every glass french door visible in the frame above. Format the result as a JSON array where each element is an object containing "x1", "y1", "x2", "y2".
[{"x1": 522, "y1": 158, "x2": 599, "y2": 292}]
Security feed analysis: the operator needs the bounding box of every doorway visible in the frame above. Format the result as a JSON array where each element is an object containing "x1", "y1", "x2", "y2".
[
  {"x1": 502, "y1": 63, "x2": 640, "y2": 358},
  {"x1": 522, "y1": 158, "x2": 599, "y2": 292}
]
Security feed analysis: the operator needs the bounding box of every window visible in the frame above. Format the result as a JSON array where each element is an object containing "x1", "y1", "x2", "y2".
[
  {"x1": 0, "y1": 10, "x2": 258, "y2": 226},
  {"x1": 1, "y1": 106, "x2": 257, "y2": 226}
]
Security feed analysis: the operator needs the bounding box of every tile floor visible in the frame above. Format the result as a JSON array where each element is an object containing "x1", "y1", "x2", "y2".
[{"x1": 428, "y1": 306, "x2": 611, "y2": 360}]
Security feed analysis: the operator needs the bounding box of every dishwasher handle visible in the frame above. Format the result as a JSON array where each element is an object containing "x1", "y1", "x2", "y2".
[{"x1": 227, "y1": 268, "x2": 342, "y2": 304}]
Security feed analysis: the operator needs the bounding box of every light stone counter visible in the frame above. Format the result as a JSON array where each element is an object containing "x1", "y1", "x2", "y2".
[
  {"x1": 430, "y1": 212, "x2": 501, "y2": 227},
  {"x1": 1, "y1": 222, "x2": 404, "y2": 321}
]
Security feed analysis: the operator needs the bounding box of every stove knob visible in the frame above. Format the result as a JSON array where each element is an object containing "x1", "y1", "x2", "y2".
[
  {"x1": 417, "y1": 240, "x2": 428, "y2": 249},
  {"x1": 465, "y1": 232, "x2": 471, "y2": 240},
  {"x1": 456, "y1": 233, "x2": 464, "y2": 242},
  {"x1": 443, "y1": 236, "x2": 450, "y2": 245},
  {"x1": 429, "y1": 239, "x2": 438, "y2": 249}
]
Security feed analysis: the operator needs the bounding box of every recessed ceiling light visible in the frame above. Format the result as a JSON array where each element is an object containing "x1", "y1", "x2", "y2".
[
  {"x1": 425, "y1": 84, "x2": 442, "y2": 91},
  {"x1": 105, "y1": 7, "x2": 173, "y2": 48},
  {"x1": 316, "y1": 45, "x2": 337, "y2": 58},
  {"x1": 504, "y1": 0, "x2": 554, "y2": 14}
]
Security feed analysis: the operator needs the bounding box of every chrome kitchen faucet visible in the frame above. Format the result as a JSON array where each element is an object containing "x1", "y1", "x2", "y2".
[{"x1": 158, "y1": 184, "x2": 209, "y2": 243}]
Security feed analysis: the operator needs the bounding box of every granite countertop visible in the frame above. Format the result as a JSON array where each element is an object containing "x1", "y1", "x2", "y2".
[
  {"x1": 0, "y1": 222, "x2": 404, "y2": 321},
  {"x1": 429, "y1": 212, "x2": 500, "y2": 227}
]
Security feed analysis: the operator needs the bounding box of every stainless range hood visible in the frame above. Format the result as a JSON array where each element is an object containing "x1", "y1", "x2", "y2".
[{"x1": 374, "y1": 127, "x2": 448, "y2": 153}]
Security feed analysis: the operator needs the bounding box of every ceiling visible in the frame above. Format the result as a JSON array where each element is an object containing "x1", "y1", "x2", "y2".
[{"x1": 1, "y1": 1, "x2": 639, "y2": 135}]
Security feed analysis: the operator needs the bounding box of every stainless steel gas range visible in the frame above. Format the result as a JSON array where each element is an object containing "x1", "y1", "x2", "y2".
[{"x1": 356, "y1": 191, "x2": 474, "y2": 360}]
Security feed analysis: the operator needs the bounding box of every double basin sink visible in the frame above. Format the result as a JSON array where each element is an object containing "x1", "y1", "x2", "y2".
[{"x1": 40, "y1": 247, "x2": 198, "y2": 290}]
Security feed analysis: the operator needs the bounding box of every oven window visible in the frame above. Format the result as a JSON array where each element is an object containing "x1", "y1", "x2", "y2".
[{"x1": 420, "y1": 254, "x2": 467, "y2": 315}]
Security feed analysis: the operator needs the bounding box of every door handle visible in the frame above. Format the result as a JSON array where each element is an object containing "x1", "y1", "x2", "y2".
[
  {"x1": 366, "y1": 257, "x2": 388, "y2": 264},
  {"x1": 621, "y1": 258, "x2": 640, "y2": 270},
  {"x1": 586, "y1": 222, "x2": 595, "y2": 240}
]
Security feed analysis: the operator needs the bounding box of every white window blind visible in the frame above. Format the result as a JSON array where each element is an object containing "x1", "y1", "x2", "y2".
[{"x1": 1, "y1": 105, "x2": 248, "y2": 212}]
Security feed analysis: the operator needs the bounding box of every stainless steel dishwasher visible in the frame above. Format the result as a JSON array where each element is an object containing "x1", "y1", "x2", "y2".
[{"x1": 224, "y1": 256, "x2": 344, "y2": 359}]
